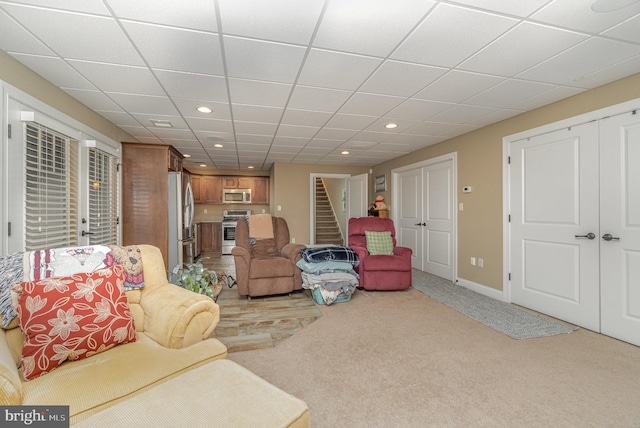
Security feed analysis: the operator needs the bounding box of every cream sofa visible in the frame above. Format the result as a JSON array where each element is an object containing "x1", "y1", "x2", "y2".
[{"x1": 0, "y1": 244, "x2": 228, "y2": 424}]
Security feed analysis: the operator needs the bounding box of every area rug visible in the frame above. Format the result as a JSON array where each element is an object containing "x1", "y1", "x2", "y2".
[{"x1": 412, "y1": 269, "x2": 578, "y2": 339}]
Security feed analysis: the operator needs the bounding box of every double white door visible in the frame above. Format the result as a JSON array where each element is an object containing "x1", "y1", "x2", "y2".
[{"x1": 509, "y1": 111, "x2": 640, "y2": 346}]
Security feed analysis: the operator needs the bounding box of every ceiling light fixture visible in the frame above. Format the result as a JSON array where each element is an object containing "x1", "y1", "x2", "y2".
[
  {"x1": 385, "y1": 122, "x2": 398, "y2": 129},
  {"x1": 341, "y1": 150, "x2": 350, "y2": 155},
  {"x1": 214, "y1": 143, "x2": 223, "y2": 148},
  {"x1": 591, "y1": 0, "x2": 640, "y2": 12},
  {"x1": 197, "y1": 106, "x2": 213, "y2": 114},
  {"x1": 150, "y1": 119, "x2": 173, "y2": 128},
  {"x1": 200, "y1": 164, "x2": 207, "y2": 167},
  {"x1": 183, "y1": 154, "x2": 191, "y2": 158},
  {"x1": 248, "y1": 166, "x2": 254, "y2": 169}
]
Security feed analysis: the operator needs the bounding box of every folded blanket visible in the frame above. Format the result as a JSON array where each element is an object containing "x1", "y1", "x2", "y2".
[
  {"x1": 248, "y1": 213, "x2": 274, "y2": 240},
  {"x1": 300, "y1": 246, "x2": 359, "y2": 266},
  {"x1": 302, "y1": 271, "x2": 358, "y2": 292}
]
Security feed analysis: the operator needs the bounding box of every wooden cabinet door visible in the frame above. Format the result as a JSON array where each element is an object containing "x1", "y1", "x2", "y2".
[
  {"x1": 237, "y1": 176, "x2": 252, "y2": 188},
  {"x1": 200, "y1": 223, "x2": 214, "y2": 252},
  {"x1": 191, "y1": 175, "x2": 202, "y2": 204},
  {"x1": 167, "y1": 147, "x2": 183, "y2": 171},
  {"x1": 252, "y1": 177, "x2": 269, "y2": 204},
  {"x1": 212, "y1": 222, "x2": 222, "y2": 253},
  {"x1": 203, "y1": 176, "x2": 222, "y2": 203},
  {"x1": 223, "y1": 176, "x2": 252, "y2": 188}
]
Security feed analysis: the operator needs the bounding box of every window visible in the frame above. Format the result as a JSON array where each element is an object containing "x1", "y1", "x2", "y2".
[
  {"x1": 88, "y1": 148, "x2": 119, "y2": 245},
  {"x1": 24, "y1": 123, "x2": 78, "y2": 250}
]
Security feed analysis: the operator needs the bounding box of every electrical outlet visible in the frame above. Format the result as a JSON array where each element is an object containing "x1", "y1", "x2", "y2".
[
  {"x1": 262, "y1": 209, "x2": 265, "y2": 213},
  {"x1": 478, "y1": 258, "x2": 484, "y2": 268},
  {"x1": 291, "y1": 237, "x2": 295, "y2": 243},
  {"x1": 470, "y1": 257, "x2": 476, "y2": 266},
  {"x1": 204, "y1": 208, "x2": 207, "y2": 213}
]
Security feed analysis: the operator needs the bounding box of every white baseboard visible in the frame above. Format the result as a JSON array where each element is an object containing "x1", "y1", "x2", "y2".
[{"x1": 455, "y1": 278, "x2": 505, "y2": 301}]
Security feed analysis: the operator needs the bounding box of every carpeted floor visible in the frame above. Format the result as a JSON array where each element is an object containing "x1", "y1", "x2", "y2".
[{"x1": 229, "y1": 287, "x2": 640, "y2": 427}]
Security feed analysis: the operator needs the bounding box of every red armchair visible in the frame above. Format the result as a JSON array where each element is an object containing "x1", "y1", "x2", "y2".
[{"x1": 347, "y1": 217, "x2": 412, "y2": 291}]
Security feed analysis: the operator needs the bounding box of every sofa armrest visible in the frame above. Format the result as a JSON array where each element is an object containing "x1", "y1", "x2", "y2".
[
  {"x1": 394, "y1": 246, "x2": 413, "y2": 258},
  {"x1": 139, "y1": 285, "x2": 220, "y2": 349},
  {"x1": 350, "y1": 245, "x2": 369, "y2": 262},
  {"x1": 281, "y1": 243, "x2": 304, "y2": 264}
]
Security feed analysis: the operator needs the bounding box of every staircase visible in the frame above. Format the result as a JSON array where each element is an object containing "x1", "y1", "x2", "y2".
[{"x1": 315, "y1": 178, "x2": 344, "y2": 246}]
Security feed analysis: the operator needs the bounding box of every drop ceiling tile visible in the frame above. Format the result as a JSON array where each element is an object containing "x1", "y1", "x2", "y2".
[
  {"x1": 287, "y1": 86, "x2": 352, "y2": 112},
  {"x1": 404, "y1": 121, "x2": 462, "y2": 136},
  {"x1": 176, "y1": 100, "x2": 231, "y2": 121},
  {"x1": 131, "y1": 113, "x2": 188, "y2": 129},
  {"x1": 351, "y1": 131, "x2": 392, "y2": 143},
  {"x1": 392, "y1": 3, "x2": 518, "y2": 68},
  {"x1": 314, "y1": 0, "x2": 436, "y2": 57},
  {"x1": 117, "y1": 126, "x2": 156, "y2": 138},
  {"x1": 4, "y1": 0, "x2": 109, "y2": 14},
  {"x1": 276, "y1": 124, "x2": 320, "y2": 138},
  {"x1": 68, "y1": 60, "x2": 164, "y2": 95},
  {"x1": 9, "y1": 54, "x2": 94, "y2": 89},
  {"x1": 106, "y1": 93, "x2": 179, "y2": 115},
  {"x1": 107, "y1": 0, "x2": 217, "y2": 31},
  {"x1": 0, "y1": 10, "x2": 54, "y2": 55},
  {"x1": 603, "y1": 14, "x2": 640, "y2": 43},
  {"x1": 193, "y1": 128, "x2": 235, "y2": 140},
  {"x1": 314, "y1": 128, "x2": 359, "y2": 141},
  {"x1": 360, "y1": 61, "x2": 447, "y2": 97},
  {"x1": 148, "y1": 128, "x2": 196, "y2": 139},
  {"x1": 467, "y1": 108, "x2": 524, "y2": 127},
  {"x1": 383, "y1": 134, "x2": 433, "y2": 145},
  {"x1": 569, "y1": 55, "x2": 640, "y2": 89},
  {"x1": 63, "y1": 88, "x2": 123, "y2": 111},
  {"x1": 447, "y1": 0, "x2": 550, "y2": 16},
  {"x1": 281, "y1": 109, "x2": 333, "y2": 127},
  {"x1": 272, "y1": 136, "x2": 310, "y2": 147},
  {"x1": 230, "y1": 104, "x2": 283, "y2": 123},
  {"x1": 217, "y1": 0, "x2": 323, "y2": 44},
  {"x1": 342, "y1": 140, "x2": 376, "y2": 149},
  {"x1": 95, "y1": 110, "x2": 139, "y2": 127},
  {"x1": 466, "y1": 79, "x2": 557, "y2": 109},
  {"x1": 233, "y1": 121, "x2": 278, "y2": 135},
  {"x1": 430, "y1": 104, "x2": 498, "y2": 124},
  {"x1": 185, "y1": 117, "x2": 234, "y2": 134},
  {"x1": 459, "y1": 22, "x2": 587, "y2": 77},
  {"x1": 323, "y1": 114, "x2": 378, "y2": 130},
  {"x1": 339, "y1": 93, "x2": 405, "y2": 116},
  {"x1": 235, "y1": 135, "x2": 272, "y2": 145},
  {"x1": 531, "y1": 0, "x2": 640, "y2": 33},
  {"x1": 365, "y1": 117, "x2": 422, "y2": 133},
  {"x1": 122, "y1": 21, "x2": 223, "y2": 75},
  {"x1": 509, "y1": 86, "x2": 585, "y2": 111},
  {"x1": 298, "y1": 49, "x2": 383, "y2": 91},
  {"x1": 302, "y1": 146, "x2": 333, "y2": 154},
  {"x1": 236, "y1": 143, "x2": 269, "y2": 152},
  {"x1": 154, "y1": 70, "x2": 228, "y2": 102},
  {"x1": 517, "y1": 37, "x2": 640, "y2": 85},
  {"x1": 2, "y1": 5, "x2": 143, "y2": 65},
  {"x1": 270, "y1": 145, "x2": 302, "y2": 153},
  {"x1": 415, "y1": 70, "x2": 504, "y2": 103},
  {"x1": 224, "y1": 36, "x2": 306, "y2": 84},
  {"x1": 227, "y1": 78, "x2": 292, "y2": 108},
  {"x1": 386, "y1": 98, "x2": 454, "y2": 121}
]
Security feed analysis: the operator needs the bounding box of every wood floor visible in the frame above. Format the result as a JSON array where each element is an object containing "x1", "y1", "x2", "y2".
[{"x1": 199, "y1": 252, "x2": 323, "y2": 353}]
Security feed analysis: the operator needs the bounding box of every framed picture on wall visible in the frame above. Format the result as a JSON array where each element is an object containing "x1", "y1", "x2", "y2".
[{"x1": 375, "y1": 174, "x2": 386, "y2": 192}]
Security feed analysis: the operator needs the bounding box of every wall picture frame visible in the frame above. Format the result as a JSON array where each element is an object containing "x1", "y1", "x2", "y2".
[{"x1": 375, "y1": 174, "x2": 386, "y2": 192}]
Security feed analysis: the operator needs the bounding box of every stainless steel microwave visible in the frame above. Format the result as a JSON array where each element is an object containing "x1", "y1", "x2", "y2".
[{"x1": 223, "y1": 188, "x2": 251, "y2": 204}]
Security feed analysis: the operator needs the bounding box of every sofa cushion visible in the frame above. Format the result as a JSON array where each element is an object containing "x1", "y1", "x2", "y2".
[
  {"x1": 250, "y1": 257, "x2": 294, "y2": 279},
  {"x1": 363, "y1": 254, "x2": 412, "y2": 271},
  {"x1": 252, "y1": 238, "x2": 279, "y2": 258},
  {"x1": 16, "y1": 265, "x2": 137, "y2": 381},
  {"x1": 365, "y1": 231, "x2": 394, "y2": 255}
]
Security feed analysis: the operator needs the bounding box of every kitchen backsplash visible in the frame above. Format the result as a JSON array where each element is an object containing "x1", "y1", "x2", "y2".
[{"x1": 194, "y1": 204, "x2": 270, "y2": 222}]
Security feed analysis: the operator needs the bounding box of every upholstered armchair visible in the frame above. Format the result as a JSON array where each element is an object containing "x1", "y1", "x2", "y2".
[
  {"x1": 232, "y1": 217, "x2": 305, "y2": 299},
  {"x1": 347, "y1": 217, "x2": 413, "y2": 291}
]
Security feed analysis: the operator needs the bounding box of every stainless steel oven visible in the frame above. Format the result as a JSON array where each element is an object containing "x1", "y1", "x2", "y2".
[{"x1": 222, "y1": 209, "x2": 251, "y2": 255}]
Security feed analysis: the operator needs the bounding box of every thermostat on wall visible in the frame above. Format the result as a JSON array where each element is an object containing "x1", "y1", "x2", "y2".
[{"x1": 462, "y1": 186, "x2": 472, "y2": 193}]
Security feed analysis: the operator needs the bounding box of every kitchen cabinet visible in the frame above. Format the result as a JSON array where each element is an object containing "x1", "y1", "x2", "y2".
[
  {"x1": 191, "y1": 175, "x2": 202, "y2": 203},
  {"x1": 200, "y1": 222, "x2": 222, "y2": 254},
  {"x1": 252, "y1": 176, "x2": 269, "y2": 204},
  {"x1": 223, "y1": 176, "x2": 252, "y2": 189},
  {"x1": 167, "y1": 147, "x2": 183, "y2": 172},
  {"x1": 203, "y1": 176, "x2": 223, "y2": 204},
  {"x1": 121, "y1": 143, "x2": 185, "y2": 268}
]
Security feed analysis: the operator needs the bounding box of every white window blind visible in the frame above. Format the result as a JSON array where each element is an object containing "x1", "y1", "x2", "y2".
[
  {"x1": 24, "y1": 122, "x2": 78, "y2": 250},
  {"x1": 88, "y1": 147, "x2": 119, "y2": 244}
]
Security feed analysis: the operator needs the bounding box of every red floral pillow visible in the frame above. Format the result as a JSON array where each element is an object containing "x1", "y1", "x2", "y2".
[{"x1": 16, "y1": 265, "x2": 137, "y2": 381}]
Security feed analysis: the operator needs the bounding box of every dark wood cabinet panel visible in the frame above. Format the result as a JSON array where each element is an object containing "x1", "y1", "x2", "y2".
[
  {"x1": 203, "y1": 176, "x2": 222, "y2": 204},
  {"x1": 200, "y1": 222, "x2": 221, "y2": 254},
  {"x1": 252, "y1": 176, "x2": 269, "y2": 204},
  {"x1": 191, "y1": 175, "x2": 202, "y2": 204},
  {"x1": 222, "y1": 176, "x2": 252, "y2": 189},
  {"x1": 192, "y1": 175, "x2": 269, "y2": 205},
  {"x1": 212, "y1": 222, "x2": 222, "y2": 254},
  {"x1": 167, "y1": 147, "x2": 183, "y2": 171}
]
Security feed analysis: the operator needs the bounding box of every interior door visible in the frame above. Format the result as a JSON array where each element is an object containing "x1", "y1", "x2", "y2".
[
  {"x1": 422, "y1": 159, "x2": 455, "y2": 280},
  {"x1": 510, "y1": 122, "x2": 601, "y2": 331},
  {"x1": 396, "y1": 168, "x2": 423, "y2": 269},
  {"x1": 346, "y1": 173, "x2": 368, "y2": 220},
  {"x1": 600, "y1": 111, "x2": 640, "y2": 345}
]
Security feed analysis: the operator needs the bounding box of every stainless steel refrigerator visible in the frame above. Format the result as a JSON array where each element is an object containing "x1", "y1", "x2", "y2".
[{"x1": 167, "y1": 171, "x2": 195, "y2": 270}]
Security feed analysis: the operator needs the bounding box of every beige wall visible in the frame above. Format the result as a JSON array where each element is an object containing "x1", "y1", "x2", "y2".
[
  {"x1": 372, "y1": 72, "x2": 640, "y2": 291},
  {"x1": 0, "y1": 50, "x2": 133, "y2": 144}
]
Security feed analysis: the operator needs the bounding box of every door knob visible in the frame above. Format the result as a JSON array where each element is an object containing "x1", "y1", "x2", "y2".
[
  {"x1": 602, "y1": 233, "x2": 620, "y2": 241},
  {"x1": 574, "y1": 233, "x2": 596, "y2": 240},
  {"x1": 414, "y1": 222, "x2": 426, "y2": 226},
  {"x1": 81, "y1": 231, "x2": 94, "y2": 236}
]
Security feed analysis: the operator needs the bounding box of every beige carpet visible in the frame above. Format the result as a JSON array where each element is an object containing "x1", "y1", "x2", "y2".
[{"x1": 229, "y1": 287, "x2": 640, "y2": 427}]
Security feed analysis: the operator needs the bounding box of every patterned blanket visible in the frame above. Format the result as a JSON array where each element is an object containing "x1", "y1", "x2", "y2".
[{"x1": 300, "y1": 246, "x2": 359, "y2": 266}]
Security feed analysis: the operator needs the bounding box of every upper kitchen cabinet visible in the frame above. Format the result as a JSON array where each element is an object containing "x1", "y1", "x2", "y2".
[
  {"x1": 191, "y1": 175, "x2": 202, "y2": 204},
  {"x1": 202, "y1": 176, "x2": 223, "y2": 204},
  {"x1": 251, "y1": 176, "x2": 269, "y2": 204},
  {"x1": 167, "y1": 147, "x2": 183, "y2": 172},
  {"x1": 223, "y1": 176, "x2": 252, "y2": 189}
]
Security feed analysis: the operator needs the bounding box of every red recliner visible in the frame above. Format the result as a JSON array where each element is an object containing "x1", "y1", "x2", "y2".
[{"x1": 347, "y1": 217, "x2": 412, "y2": 291}]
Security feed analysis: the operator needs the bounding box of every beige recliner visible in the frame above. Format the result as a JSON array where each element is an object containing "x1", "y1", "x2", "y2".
[{"x1": 232, "y1": 217, "x2": 304, "y2": 299}]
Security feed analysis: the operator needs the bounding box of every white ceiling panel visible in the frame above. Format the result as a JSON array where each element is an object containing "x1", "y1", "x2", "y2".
[
  {"x1": 360, "y1": 61, "x2": 447, "y2": 97},
  {"x1": 314, "y1": 0, "x2": 436, "y2": 57},
  {"x1": 122, "y1": 21, "x2": 223, "y2": 74},
  {"x1": 106, "y1": 0, "x2": 218, "y2": 32},
  {"x1": 392, "y1": 4, "x2": 518, "y2": 68},
  {"x1": 298, "y1": 49, "x2": 383, "y2": 91},
  {"x1": 459, "y1": 22, "x2": 588, "y2": 77},
  {"x1": 1, "y1": 1, "x2": 638, "y2": 170}
]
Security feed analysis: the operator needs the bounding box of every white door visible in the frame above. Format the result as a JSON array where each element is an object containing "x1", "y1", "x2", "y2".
[
  {"x1": 423, "y1": 160, "x2": 455, "y2": 280},
  {"x1": 600, "y1": 111, "x2": 640, "y2": 345},
  {"x1": 397, "y1": 168, "x2": 423, "y2": 269},
  {"x1": 510, "y1": 122, "x2": 601, "y2": 331},
  {"x1": 346, "y1": 173, "x2": 368, "y2": 220}
]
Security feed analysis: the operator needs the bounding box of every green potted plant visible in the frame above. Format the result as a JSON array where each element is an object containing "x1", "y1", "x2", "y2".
[{"x1": 169, "y1": 258, "x2": 222, "y2": 301}]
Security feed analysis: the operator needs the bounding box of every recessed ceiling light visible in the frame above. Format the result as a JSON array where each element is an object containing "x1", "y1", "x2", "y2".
[
  {"x1": 150, "y1": 119, "x2": 173, "y2": 128},
  {"x1": 200, "y1": 164, "x2": 207, "y2": 167},
  {"x1": 385, "y1": 122, "x2": 398, "y2": 129},
  {"x1": 248, "y1": 166, "x2": 254, "y2": 169},
  {"x1": 591, "y1": 0, "x2": 640, "y2": 12},
  {"x1": 197, "y1": 106, "x2": 213, "y2": 113},
  {"x1": 341, "y1": 150, "x2": 350, "y2": 155},
  {"x1": 183, "y1": 154, "x2": 191, "y2": 158},
  {"x1": 214, "y1": 143, "x2": 223, "y2": 148}
]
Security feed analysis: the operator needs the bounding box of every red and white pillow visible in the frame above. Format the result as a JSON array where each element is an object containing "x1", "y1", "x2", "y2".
[{"x1": 15, "y1": 265, "x2": 137, "y2": 381}]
